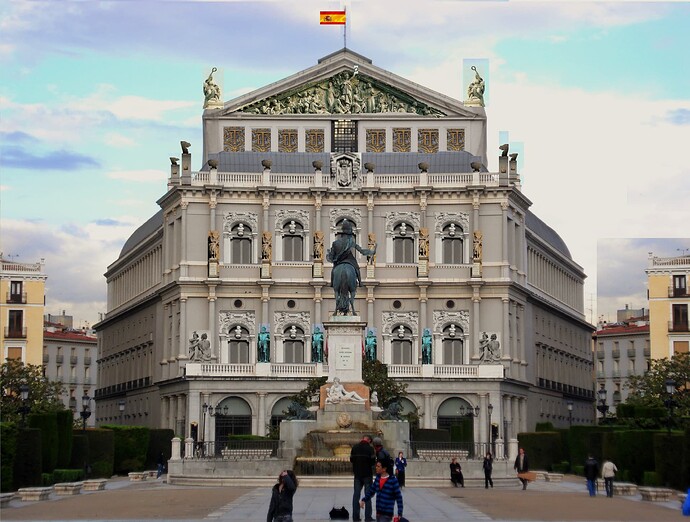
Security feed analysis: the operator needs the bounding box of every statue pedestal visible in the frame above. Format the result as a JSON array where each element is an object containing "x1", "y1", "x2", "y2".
[
  {"x1": 208, "y1": 260, "x2": 218, "y2": 278},
  {"x1": 323, "y1": 315, "x2": 366, "y2": 383},
  {"x1": 313, "y1": 262, "x2": 323, "y2": 278},
  {"x1": 261, "y1": 262, "x2": 271, "y2": 278},
  {"x1": 421, "y1": 364, "x2": 434, "y2": 378},
  {"x1": 256, "y1": 362, "x2": 271, "y2": 376},
  {"x1": 418, "y1": 259, "x2": 428, "y2": 277},
  {"x1": 471, "y1": 262, "x2": 482, "y2": 278}
]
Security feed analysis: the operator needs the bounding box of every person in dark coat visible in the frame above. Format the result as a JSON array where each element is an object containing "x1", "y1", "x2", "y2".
[
  {"x1": 584, "y1": 454, "x2": 600, "y2": 497},
  {"x1": 156, "y1": 451, "x2": 166, "y2": 479},
  {"x1": 267, "y1": 470, "x2": 298, "y2": 522},
  {"x1": 483, "y1": 452, "x2": 494, "y2": 488},
  {"x1": 372, "y1": 437, "x2": 394, "y2": 476},
  {"x1": 450, "y1": 457, "x2": 464, "y2": 487},
  {"x1": 514, "y1": 447, "x2": 530, "y2": 490},
  {"x1": 350, "y1": 436, "x2": 376, "y2": 522}
]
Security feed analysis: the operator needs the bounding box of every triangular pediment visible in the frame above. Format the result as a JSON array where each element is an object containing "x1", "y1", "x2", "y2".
[{"x1": 217, "y1": 49, "x2": 482, "y2": 120}]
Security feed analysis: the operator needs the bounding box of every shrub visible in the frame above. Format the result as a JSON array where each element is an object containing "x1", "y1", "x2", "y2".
[
  {"x1": 653, "y1": 432, "x2": 685, "y2": 489},
  {"x1": 70, "y1": 433, "x2": 88, "y2": 470},
  {"x1": 517, "y1": 432, "x2": 563, "y2": 471},
  {"x1": 101, "y1": 425, "x2": 149, "y2": 474},
  {"x1": 146, "y1": 429, "x2": 175, "y2": 469},
  {"x1": 535, "y1": 422, "x2": 554, "y2": 432},
  {"x1": 573, "y1": 465, "x2": 584, "y2": 476},
  {"x1": 552, "y1": 461, "x2": 570, "y2": 473},
  {"x1": 611, "y1": 430, "x2": 660, "y2": 484},
  {"x1": 643, "y1": 471, "x2": 661, "y2": 486},
  {"x1": 53, "y1": 468, "x2": 84, "y2": 482},
  {"x1": 41, "y1": 473, "x2": 54, "y2": 486},
  {"x1": 82, "y1": 429, "x2": 114, "y2": 478}
]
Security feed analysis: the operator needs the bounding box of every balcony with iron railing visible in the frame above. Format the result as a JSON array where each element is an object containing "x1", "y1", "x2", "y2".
[
  {"x1": 6, "y1": 291, "x2": 27, "y2": 304},
  {"x1": 611, "y1": 349, "x2": 620, "y2": 359},
  {"x1": 56, "y1": 354, "x2": 64, "y2": 363},
  {"x1": 669, "y1": 286, "x2": 690, "y2": 298},
  {"x1": 70, "y1": 356, "x2": 78, "y2": 365},
  {"x1": 627, "y1": 348, "x2": 636, "y2": 358},
  {"x1": 4, "y1": 326, "x2": 27, "y2": 338}
]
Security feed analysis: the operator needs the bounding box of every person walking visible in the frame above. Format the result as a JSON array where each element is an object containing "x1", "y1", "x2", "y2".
[
  {"x1": 514, "y1": 447, "x2": 530, "y2": 490},
  {"x1": 360, "y1": 459, "x2": 404, "y2": 522},
  {"x1": 267, "y1": 470, "x2": 298, "y2": 522},
  {"x1": 394, "y1": 451, "x2": 407, "y2": 488},
  {"x1": 372, "y1": 437, "x2": 394, "y2": 476},
  {"x1": 601, "y1": 458, "x2": 618, "y2": 498},
  {"x1": 449, "y1": 457, "x2": 464, "y2": 487},
  {"x1": 350, "y1": 436, "x2": 376, "y2": 522},
  {"x1": 156, "y1": 451, "x2": 166, "y2": 479},
  {"x1": 584, "y1": 454, "x2": 600, "y2": 497},
  {"x1": 483, "y1": 452, "x2": 494, "y2": 488}
]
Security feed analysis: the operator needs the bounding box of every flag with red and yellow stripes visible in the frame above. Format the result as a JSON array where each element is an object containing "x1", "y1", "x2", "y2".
[{"x1": 320, "y1": 10, "x2": 346, "y2": 25}]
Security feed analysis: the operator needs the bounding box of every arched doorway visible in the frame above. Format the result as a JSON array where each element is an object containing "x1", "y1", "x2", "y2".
[
  {"x1": 437, "y1": 397, "x2": 475, "y2": 447},
  {"x1": 269, "y1": 397, "x2": 293, "y2": 436},
  {"x1": 398, "y1": 397, "x2": 419, "y2": 430},
  {"x1": 214, "y1": 397, "x2": 252, "y2": 443}
]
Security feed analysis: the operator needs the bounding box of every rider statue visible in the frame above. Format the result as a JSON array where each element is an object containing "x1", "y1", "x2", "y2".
[{"x1": 326, "y1": 220, "x2": 376, "y2": 315}]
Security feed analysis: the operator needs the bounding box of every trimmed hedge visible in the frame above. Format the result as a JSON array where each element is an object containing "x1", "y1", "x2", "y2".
[
  {"x1": 653, "y1": 432, "x2": 685, "y2": 489},
  {"x1": 101, "y1": 425, "x2": 150, "y2": 474},
  {"x1": 28, "y1": 412, "x2": 59, "y2": 473},
  {"x1": 56, "y1": 410, "x2": 74, "y2": 469},
  {"x1": 13, "y1": 428, "x2": 42, "y2": 489},
  {"x1": 606, "y1": 430, "x2": 660, "y2": 484},
  {"x1": 70, "y1": 433, "x2": 88, "y2": 471},
  {"x1": 0, "y1": 423, "x2": 17, "y2": 492},
  {"x1": 643, "y1": 471, "x2": 661, "y2": 486},
  {"x1": 517, "y1": 432, "x2": 563, "y2": 471},
  {"x1": 535, "y1": 422, "x2": 555, "y2": 432},
  {"x1": 81, "y1": 429, "x2": 114, "y2": 478},
  {"x1": 146, "y1": 429, "x2": 175, "y2": 469}
]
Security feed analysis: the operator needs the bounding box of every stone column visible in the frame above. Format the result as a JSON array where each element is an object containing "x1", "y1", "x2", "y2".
[
  {"x1": 161, "y1": 396, "x2": 170, "y2": 430},
  {"x1": 502, "y1": 298, "x2": 510, "y2": 375},
  {"x1": 176, "y1": 394, "x2": 186, "y2": 438},
  {"x1": 169, "y1": 394, "x2": 178, "y2": 434},
  {"x1": 501, "y1": 202, "x2": 509, "y2": 278},
  {"x1": 180, "y1": 201, "x2": 188, "y2": 277},
  {"x1": 423, "y1": 393, "x2": 433, "y2": 429},
  {"x1": 479, "y1": 394, "x2": 489, "y2": 452},
  {"x1": 171, "y1": 437, "x2": 182, "y2": 460},
  {"x1": 472, "y1": 288, "x2": 481, "y2": 360},
  {"x1": 519, "y1": 397, "x2": 527, "y2": 434},
  {"x1": 257, "y1": 392, "x2": 267, "y2": 437},
  {"x1": 208, "y1": 284, "x2": 217, "y2": 360}
]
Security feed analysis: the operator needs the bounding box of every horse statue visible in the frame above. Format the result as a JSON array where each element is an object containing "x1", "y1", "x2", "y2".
[{"x1": 326, "y1": 220, "x2": 376, "y2": 316}]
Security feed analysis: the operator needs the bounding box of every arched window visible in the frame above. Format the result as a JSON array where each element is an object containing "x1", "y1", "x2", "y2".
[
  {"x1": 442, "y1": 323, "x2": 464, "y2": 365},
  {"x1": 214, "y1": 397, "x2": 252, "y2": 440},
  {"x1": 270, "y1": 397, "x2": 292, "y2": 432},
  {"x1": 391, "y1": 324, "x2": 413, "y2": 364},
  {"x1": 230, "y1": 223, "x2": 252, "y2": 264},
  {"x1": 335, "y1": 218, "x2": 358, "y2": 242},
  {"x1": 228, "y1": 325, "x2": 250, "y2": 363},
  {"x1": 282, "y1": 220, "x2": 304, "y2": 261},
  {"x1": 437, "y1": 397, "x2": 475, "y2": 438},
  {"x1": 442, "y1": 223, "x2": 463, "y2": 264},
  {"x1": 393, "y1": 222, "x2": 414, "y2": 263},
  {"x1": 283, "y1": 325, "x2": 305, "y2": 363}
]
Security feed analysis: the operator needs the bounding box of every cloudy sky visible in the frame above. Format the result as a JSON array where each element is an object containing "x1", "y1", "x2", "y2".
[{"x1": 1, "y1": 0, "x2": 689, "y2": 328}]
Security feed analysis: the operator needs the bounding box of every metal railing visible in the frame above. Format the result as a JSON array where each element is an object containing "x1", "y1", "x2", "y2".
[
  {"x1": 409, "y1": 441, "x2": 491, "y2": 460},
  {"x1": 6, "y1": 291, "x2": 27, "y2": 304},
  {"x1": 4, "y1": 326, "x2": 27, "y2": 338},
  {"x1": 182, "y1": 439, "x2": 281, "y2": 459}
]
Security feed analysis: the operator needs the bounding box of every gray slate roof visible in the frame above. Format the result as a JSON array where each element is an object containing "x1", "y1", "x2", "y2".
[
  {"x1": 525, "y1": 210, "x2": 572, "y2": 259},
  {"x1": 119, "y1": 209, "x2": 164, "y2": 257}
]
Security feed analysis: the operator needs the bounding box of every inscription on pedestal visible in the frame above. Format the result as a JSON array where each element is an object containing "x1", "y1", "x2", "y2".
[{"x1": 336, "y1": 345, "x2": 355, "y2": 370}]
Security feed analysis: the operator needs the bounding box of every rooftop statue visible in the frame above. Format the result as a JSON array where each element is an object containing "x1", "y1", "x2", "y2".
[
  {"x1": 467, "y1": 66, "x2": 485, "y2": 107},
  {"x1": 203, "y1": 67, "x2": 221, "y2": 108},
  {"x1": 326, "y1": 220, "x2": 376, "y2": 315}
]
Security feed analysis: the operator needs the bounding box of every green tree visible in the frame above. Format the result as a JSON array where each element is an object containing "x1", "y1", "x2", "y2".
[
  {"x1": 625, "y1": 352, "x2": 689, "y2": 419},
  {"x1": 289, "y1": 376, "x2": 327, "y2": 408},
  {"x1": 362, "y1": 359, "x2": 407, "y2": 408},
  {"x1": 1, "y1": 360, "x2": 65, "y2": 423}
]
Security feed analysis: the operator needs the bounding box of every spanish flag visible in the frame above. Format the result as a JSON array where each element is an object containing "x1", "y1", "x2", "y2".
[{"x1": 320, "y1": 10, "x2": 346, "y2": 25}]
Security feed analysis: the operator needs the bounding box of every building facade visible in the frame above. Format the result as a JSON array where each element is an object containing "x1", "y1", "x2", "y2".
[
  {"x1": 1, "y1": 257, "x2": 47, "y2": 364},
  {"x1": 43, "y1": 325, "x2": 98, "y2": 427},
  {"x1": 593, "y1": 316, "x2": 650, "y2": 417},
  {"x1": 646, "y1": 252, "x2": 690, "y2": 359},
  {"x1": 95, "y1": 50, "x2": 595, "y2": 448}
]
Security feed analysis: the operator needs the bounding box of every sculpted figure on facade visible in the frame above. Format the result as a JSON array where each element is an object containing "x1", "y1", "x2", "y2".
[
  {"x1": 367, "y1": 233, "x2": 377, "y2": 265},
  {"x1": 208, "y1": 230, "x2": 220, "y2": 261},
  {"x1": 311, "y1": 325, "x2": 324, "y2": 363},
  {"x1": 419, "y1": 227, "x2": 429, "y2": 259},
  {"x1": 203, "y1": 67, "x2": 221, "y2": 108},
  {"x1": 262, "y1": 231, "x2": 272, "y2": 261},
  {"x1": 365, "y1": 328, "x2": 377, "y2": 361},
  {"x1": 257, "y1": 325, "x2": 270, "y2": 362},
  {"x1": 189, "y1": 332, "x2": 211, "y2": 361},
  {"x1": 421, "y1": 328, "x2": 433, "y2": 364},
  {"x1": 473, "y1": 230, "x2": 483, "y2": 262},
  {"x1": 313, "y1": 230, "x2": 325, "y2": 261}
]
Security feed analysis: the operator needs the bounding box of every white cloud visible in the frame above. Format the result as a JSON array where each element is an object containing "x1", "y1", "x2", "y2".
[
  {"x1": 104, "y1": 132, "x2": 136, "y2": 148},
  {"x1": 0, "y1": 185, "x2": 10, "y2": 191},
  {"x1": 107, "y1": 169, "x2": 167, "y2": 182}
]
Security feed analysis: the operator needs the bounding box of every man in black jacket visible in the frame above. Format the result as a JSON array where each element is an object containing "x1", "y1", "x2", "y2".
[{"x1": 350, "y1": 436, "x2": 375, "y2": 522}]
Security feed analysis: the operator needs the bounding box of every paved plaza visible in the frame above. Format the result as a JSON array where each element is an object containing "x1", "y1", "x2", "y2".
[{"x1": 1, "y1": 475, "x2": 685, "y2": 522}]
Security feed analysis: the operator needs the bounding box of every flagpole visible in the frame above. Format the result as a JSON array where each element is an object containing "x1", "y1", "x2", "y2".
[{"x1": 343, "y1": 6, "x2": 347, "y2": 48}]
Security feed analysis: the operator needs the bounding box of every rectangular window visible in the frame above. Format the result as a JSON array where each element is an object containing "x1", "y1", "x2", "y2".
[
  {"x1": 443, "y1": 339, "x2": 463, "y2": 365},
  {"x1": 332, "y1": 120, "x2": 357, "y2": 152},
  {"x1": 7, "y1": 346, "x2": 22, "y2": 361},
  {"x1": 229, "y1": 341, "x2": 249, "y2": 363},
  {"x1": 673, "y1": 341, "x2": 689, "y2": 354},
  {"x1": 7, "y1": 310, "x2": 24, "y2": 337},
  {"x1": 672, "y1": 304, "x2": 688, "y2": 331},
  {"x1": 391, "y1": 340, "x2": 412, "y2": 364},
  {"x1": 9, "y1": 281, "x2": 24, "y2": 303},
  {"x1": 673, "y1": 275, "x2": 687, "y2": 297},
  {"x1": 283, "y1": 340, "x2": 304, "y2": 363}
]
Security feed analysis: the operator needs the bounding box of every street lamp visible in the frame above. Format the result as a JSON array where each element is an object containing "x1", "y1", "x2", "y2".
[
  {"x1": 487, "y1": 403, "x2": 494, "y2": 454},
  {"x1": 118, "y1": 400, "x2": 126, "y2": 424},
  {"x1": 80, "y1": 395, "x2": 92, "y2": 432},
  {"x1": 18, "y1": 384, "x2": 30, "y2": 428},
  {"x1": 664, "y1": 379, "x2": 676, "y2": 435},
  {"x1": 567, "y1": 401, "x2": 573, "y2": 428},
  {"x1": 597, "y1": 387, "x2": 609, "y2": 421}
]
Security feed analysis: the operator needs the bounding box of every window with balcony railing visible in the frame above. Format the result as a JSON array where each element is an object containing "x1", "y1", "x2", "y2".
[
  {"x1": 671, "y1": 304, "x2": 689, "y2": 332},
  {"x1": 673, "y1": 275, "x2": 687, "y2": 297}
]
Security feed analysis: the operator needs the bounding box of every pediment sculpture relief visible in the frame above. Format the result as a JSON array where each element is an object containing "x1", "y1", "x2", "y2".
[{"x1": 240, "y1": 71, "x2": 445, "y2": 116}]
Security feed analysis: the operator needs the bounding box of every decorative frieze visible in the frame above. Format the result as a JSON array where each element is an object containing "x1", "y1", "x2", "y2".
[
  {"x1": 418, "y1": 129, "x2": 439, "y2": 153},
  {"x1": 329, "y1": 208, "x2": 362, "y2": 230},
  {"x1": 305, "y1": 129, "x2": 325, "y2": 153},
  {"x1": 223, "y1": 211, "x2": 258, "y2": 234},
  {"x1": 393, "y1": 128, "x2": 411, "y2": 152},
  {"x1": 274, "y1": 311, "x2": 311, "y2": 335},
  {"x1": 252, "y1": 128, "x2": 271, "y2": 152},
  {"x1": 434, "y1": 212, "x2": 470, "y2": 234},
  {"x1": 447, "y1": 129, "x2": 465, "y2": 151},
  {"x1": 433, "y1": 310, "x2": 470, "y2": 333},
  {"x1": 223, "y1": 127, "x2": 245, "y2": 152},
  {"x1": 366, "y1": 129, "x2": 386, "y2": 152},
  {"x1": 219, "y1": 311, "x2": 256, "y2": 336},
  {"x1": 278, "y1": 129, "x2": 298, "y2": 153},
  {"x1": 382, "y1": 311, "x2": 419, "y2": 336}
]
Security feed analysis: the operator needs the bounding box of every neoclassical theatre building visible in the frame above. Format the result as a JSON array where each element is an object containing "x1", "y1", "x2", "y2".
[{"x1": 95, "y1": 49, "x2": 595, "y2": 449}]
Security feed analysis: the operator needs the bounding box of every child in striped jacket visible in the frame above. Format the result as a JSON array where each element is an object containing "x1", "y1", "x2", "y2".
[{"x1": 360, "y1": 459, "x2": 403, "y2": 522}]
